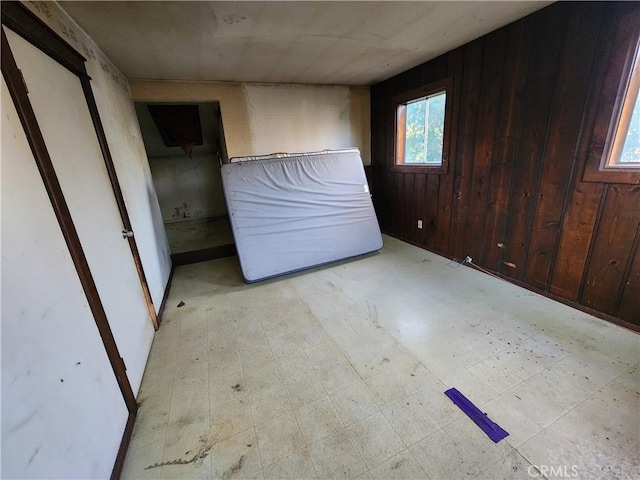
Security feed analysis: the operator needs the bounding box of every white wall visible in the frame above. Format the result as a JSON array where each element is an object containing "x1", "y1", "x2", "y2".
[
  {"x1": 25, "y1": 1, "x2": 172, "y2": 309},
  {"x1": 1, "y1": 2, "x2": 173, "y2": 477},
  {"x1": 1, "y1": 77, "x2": 129, "y2": 480},
  {"x1": 129, "y1": 80, "x2": 372, "y2": 165},
  {"x1": 150, "y1": 153, "x2": 227, "y2": 223},
  {"x1": 6, "y1": 26, "x2": 155, "y2": 397}
]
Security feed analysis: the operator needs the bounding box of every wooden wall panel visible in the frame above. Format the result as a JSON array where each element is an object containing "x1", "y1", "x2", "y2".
[
  {"x1": 450, "y1": 39, "x2": 484, "y2": 259},
  {"x1": 464, "y1": 29, "x2": 507, "y2": 264},
  {"x1": 371, "y1": 1, "x2": 640, "y2": 328},
  {"x1": 549, "y1": 181, "x2": 604, "y2": 300},
  {"x1": 617, "y1": 238, "x2": 640, "y2": 324},
  {"x1": 480, "y1": 17, "x2": 532, "y2": 271},
  {"x1": 580, "y1": 186, "x2": 640, "y2": 314},
  {"x1": 425, "y1": 174, "x2": 439, "y2": 251},
  {"x1": 392, "y1": 173, "x2": 403, "y2": 235},
  {"x1": 414, "y1": 174, "x2": 426, "y2": 245},
  {"x1": 434, "y1": 48, "x2": 464, "y2": 255},
  {"x1": 403, "y1": 173, "x2": 415, "y2": 241},
  {"x1": 524, "y1": 3, "x2": 603, "y2": 290},
  {"x1": 500, "y1": 5, "x2": 569, "y2": 281}
]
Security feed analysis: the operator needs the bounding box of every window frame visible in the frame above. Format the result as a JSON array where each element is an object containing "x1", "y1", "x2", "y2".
[
  {"x1": 583, "y1": 9, "x2": 640, "y2": 184},
  {"x1": 392, "y1": 77, "x2": 452, "y2": 174},
  {"x1": 606, "y1": 43, "x2": 639, "y2": 169}
]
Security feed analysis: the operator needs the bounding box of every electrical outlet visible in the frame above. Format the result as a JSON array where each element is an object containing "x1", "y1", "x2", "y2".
[{"x1": 417, "y1": 220, "x2": 423, "y2": 229}]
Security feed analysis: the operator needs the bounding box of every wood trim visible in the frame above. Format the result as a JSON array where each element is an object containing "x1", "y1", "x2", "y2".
[
  {"x1": 111, "y1": 412, "x2": 136, "y2": 480},
  {"x1": 606, "y1": 44, "x2": 640, "y2": 168},
  {"x1": 391, "y1": 77, "x2": 452, "y2": 174},
  {"x1": 393, "y1": 77, "x2": 453, "y2": 105},
  {"x1": 583, "y1": 4, "x2": 640, "y2": 185},
  {"x1": 156, "y1": 265, "x2": 175, "y2": 327},
  {"x1": 396, "y1": 104, "x2": 407, "y2": 165},
  {"x1": 390, "y1": 163, "x2": 449, "y2": 175},
  {"x1": 1, "y1": 1, "x2": 86, "y2": 77},
  {"x1": 79, "y1": 76, "x2": 159, "y2": 330},
  {"x1": 171, "y1": 243, "x2": 237, "y2": 266},
  {"x1": 1, "y1": 28, "x2": 138, "y2": 414}
]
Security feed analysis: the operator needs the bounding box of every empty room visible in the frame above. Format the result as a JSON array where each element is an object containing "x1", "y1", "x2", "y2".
[{"x1": 1, "y1": 1, "x2": 638, "y2": 479}]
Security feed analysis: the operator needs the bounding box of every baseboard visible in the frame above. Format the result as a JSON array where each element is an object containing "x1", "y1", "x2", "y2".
[
  {"x1": 156, "y1": 265, "x2": 175, "y2": 328},
  {"x1": 488, "y1": 269, "x2": 640, "y2": 334},
  {"x1": 110, "y1": 411, "x2": 136, "y2": 480},
  {"x1": 383, "y1": 233, "x2": 640, "y2": 334},
  {"x1": 171, "y1": 243, "x2": 236, "y2": 266}
]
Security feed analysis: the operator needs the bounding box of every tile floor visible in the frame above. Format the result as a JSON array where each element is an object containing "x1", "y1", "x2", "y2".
[
  {"x1": 165, "y1": 217, "x2": 234, "y2": 254},
  {"x1": 122, "y1": 235, "x2": 639, "y2": 479}
]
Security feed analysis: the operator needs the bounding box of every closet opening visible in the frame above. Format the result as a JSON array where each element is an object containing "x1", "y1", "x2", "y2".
[{"x1": 135, "y1": 101, "x2": 235, "y2": 265}]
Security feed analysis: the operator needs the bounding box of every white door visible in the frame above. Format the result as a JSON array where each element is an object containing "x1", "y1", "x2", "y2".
[
  {"x1": 4, "y1": 28, "x2": 154, "y2": 393},
  {"x1": 1, "y1": 76, "x2": 129, "y2": 479}
]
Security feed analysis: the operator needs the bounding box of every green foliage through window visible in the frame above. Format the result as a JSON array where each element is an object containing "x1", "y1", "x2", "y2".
[{"x1": 404, "y1": 92, "x2": 446, "y2": 164}]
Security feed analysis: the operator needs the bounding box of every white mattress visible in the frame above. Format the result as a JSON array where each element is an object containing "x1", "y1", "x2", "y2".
[{"x1": 222, "y1": 149, "x2": 383, "y2": 282}]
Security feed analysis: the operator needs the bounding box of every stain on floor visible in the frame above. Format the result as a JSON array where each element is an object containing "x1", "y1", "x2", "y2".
[
  {"x1": 145, "y1": 435, "x2": 212, "y2": 470},
  {"x1": 222, "y1": 455, "x2": 244, "y2": 480}
]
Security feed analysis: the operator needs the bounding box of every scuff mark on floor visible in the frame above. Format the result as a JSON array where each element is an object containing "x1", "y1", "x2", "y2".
[
  {"x1": 145, "y1": 434, "x2": 212, "y2": 470},
  {"x1": 222, "y1": 455, "x2": 245, "y2": 479},
  {"x1": 390, "y1": 457, "x2": 404, "y2": 470}
]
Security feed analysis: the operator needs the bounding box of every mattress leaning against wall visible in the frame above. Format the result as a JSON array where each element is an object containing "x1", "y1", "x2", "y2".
[{"x1": 221, "y1": 149, "x2": 383, "y2": 282}]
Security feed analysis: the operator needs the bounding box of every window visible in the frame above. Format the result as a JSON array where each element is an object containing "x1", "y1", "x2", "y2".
[
  {"x1": 393, "y1": 78, "x2": 452, "y2": 173},
  {"x1": 584, "y1": 9, "x2": 640, "y2": 184},
  {"x1": 607, "y1": 45, "x2": 639, "y2": 168}
]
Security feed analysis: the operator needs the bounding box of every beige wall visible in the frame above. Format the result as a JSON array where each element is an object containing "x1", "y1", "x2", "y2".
[
  {"x1": 149, "y1": 153, "x2": 227, "y2": 223},
  {"x1": 129, "y1": 80, "x2": 371, "y2": 165}
]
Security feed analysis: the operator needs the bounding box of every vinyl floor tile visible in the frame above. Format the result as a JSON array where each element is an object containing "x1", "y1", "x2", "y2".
[{"x1": 124, "y1": 237, "x2": 639, "y2": 479}]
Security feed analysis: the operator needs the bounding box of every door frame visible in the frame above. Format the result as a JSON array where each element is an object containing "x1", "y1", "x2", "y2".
[
  {"x1": 1, "y1": 4, "x2": 146, "y2": 478},
  {"x1": 1, "y1": 2, "x2": 159, "y2": 332}
]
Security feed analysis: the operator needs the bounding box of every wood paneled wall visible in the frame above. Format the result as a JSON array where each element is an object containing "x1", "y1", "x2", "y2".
[{"x1": 370, "y1": 1, "x2": 640, "y2": 328}]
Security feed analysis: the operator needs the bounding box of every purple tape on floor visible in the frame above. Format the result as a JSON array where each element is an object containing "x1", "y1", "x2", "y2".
[{"x1": 444, "y1": 388, "x2": 509, "y2": 443}]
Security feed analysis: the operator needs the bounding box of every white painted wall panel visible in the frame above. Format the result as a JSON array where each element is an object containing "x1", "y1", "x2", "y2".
[
  {"x1": 5, "y1": 28, "x2": 153, "y2": 394},
  {"x1": 24, "y1": 0, "x2": 172, "y2": 311},
  {"x1": 1, "y1": 78, "x2": 128, "y2": 479},
  {"x1": 85, "y1": 52, "x2": 172, "y2": 309}
]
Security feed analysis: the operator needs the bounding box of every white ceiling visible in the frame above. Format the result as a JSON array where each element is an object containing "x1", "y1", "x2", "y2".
[{"x1": 59, "y1": 1, "x2": 552, "y2": 86}]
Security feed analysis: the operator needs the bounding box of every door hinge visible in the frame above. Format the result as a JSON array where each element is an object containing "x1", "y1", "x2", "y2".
[{"x1": 122, "y1": 229, "x2": 134, "y2": 238}]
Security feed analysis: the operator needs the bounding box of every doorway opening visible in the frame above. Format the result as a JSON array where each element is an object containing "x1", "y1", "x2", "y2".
[{"x1": 134, "y1": 101, "x2": 235, "y2": 265}]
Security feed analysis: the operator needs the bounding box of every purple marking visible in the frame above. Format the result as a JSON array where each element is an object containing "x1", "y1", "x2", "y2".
[{"x1": 444, "y1": 388, "x2": 509, "y2": 443}]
